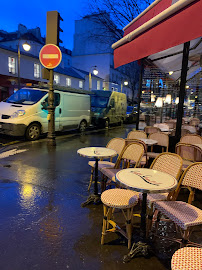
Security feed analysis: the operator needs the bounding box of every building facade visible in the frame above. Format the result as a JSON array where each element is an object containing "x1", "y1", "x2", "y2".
[{"x1": 0, "y1": 24, "x2": 103, "y2": 101}]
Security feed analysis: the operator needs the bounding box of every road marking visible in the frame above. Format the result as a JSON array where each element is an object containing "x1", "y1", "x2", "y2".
[{"x1": 0, "y1": 149, "x2": 27, "y2": 159}]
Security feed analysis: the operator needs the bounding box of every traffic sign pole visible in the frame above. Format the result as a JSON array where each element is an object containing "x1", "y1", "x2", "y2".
[
  {"x1": 47, "y1": 69, "x2": 56, "y2": 146},
  {"x1": 39, "y1": 44, "x2": 62, "y2": 146}
]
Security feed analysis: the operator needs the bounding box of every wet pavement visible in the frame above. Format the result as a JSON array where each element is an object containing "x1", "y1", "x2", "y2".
[{"x1": 0, "y1": 125, "x2": 201, "y2": 270}]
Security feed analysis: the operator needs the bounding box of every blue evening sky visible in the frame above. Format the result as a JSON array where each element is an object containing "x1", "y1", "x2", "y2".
[{"x1": 0, "y1": 0, "x2": 88, "y2": 50}]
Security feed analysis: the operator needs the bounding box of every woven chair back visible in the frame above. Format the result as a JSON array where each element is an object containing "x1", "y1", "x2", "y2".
[
  {"x1": 148, "y1": 132, "x2": 169, "y2": 150},
  {"x1": 144, "y1": 126, "x2": 161, "y2": 134},
  {"x1": 176, "y1": 143, "x2": 202, "y2": 162},
  {"x1": 106, "y1": 138, "x2": 125, "y2": 155},
  {"x1": 180, "y1": 134, "x2": 202, "y2": 144},
  {"x1": 120, "y1": 142, "x2": 144, "y2": 168},
  {"x1": 127, "y1": 130, "x2": 147, "y2": 140},
  {"x1": 150, "y1": 152, "x2": 183, "y2": 180}
]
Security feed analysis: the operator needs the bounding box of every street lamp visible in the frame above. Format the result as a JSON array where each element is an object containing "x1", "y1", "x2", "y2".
[
  {"x1": 18, "y1": 40, "x2": 31, "y2": 90},
  {"x1": 89, "y1": 66, "x2": 98, "y2": 90},
  {"x1": 155, "y1": 97, "x2": 163, "y2": 122},
  {"x1": 121, "y1": 79, "x2": 128, "y2": 93}
]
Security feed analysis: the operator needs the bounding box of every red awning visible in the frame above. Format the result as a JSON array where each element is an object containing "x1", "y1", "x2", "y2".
[{"x1": 113, "y1": 0, "x2": 202, "y2": 68}]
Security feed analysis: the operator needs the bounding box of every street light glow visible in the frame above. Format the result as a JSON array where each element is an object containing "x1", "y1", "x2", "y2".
[
  {"x1": 92, "y1": 66, "x2": 98, "y2": 75},
  {"x1": 22, "y1": 41, "x2": 31, "y2": 52},
  {"x1": 169, "y1": 71, "x2": 173, "y2": 75}
]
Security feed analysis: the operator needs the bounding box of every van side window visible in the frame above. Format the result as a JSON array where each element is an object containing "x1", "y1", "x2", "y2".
[
  {"x1": 43, "y1": 93, "x2": 60, "y2": 109},
  {"x1": 54, "y1": 93, "x2": 60, "y2": 107}
]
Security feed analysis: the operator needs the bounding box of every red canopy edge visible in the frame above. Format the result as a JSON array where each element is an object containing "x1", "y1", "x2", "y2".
[
  {"x1": 114, "y1": 0, "x2": 202, "y2": 68},
  {"x1": 124, "y1": 0, "x2": 172, "y2": 36}
]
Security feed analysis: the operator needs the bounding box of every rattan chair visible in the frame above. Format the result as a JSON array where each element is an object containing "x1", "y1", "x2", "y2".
[
  {"x1": 180, "y1": 134, "x2": 202, "y2": 144},
  {"x1": 175, "y1": 142, "x2": 202, "y2": 171},
  {"x1": 171, "y1": 247, "x2": 202, "y2": 270},
  {"x1": 144, "y1": 126, "x2": 161, "y2": 134},
  {"x1": 189, "y1": 118, "x2": 200, "y2": 127},
  {"x1": 127, "y1": 130, "x2": 147, "y2": 140},
  {"x1": 154, "y1": 162, "x2": 202, "y2": 248},
  {"x1": 88, "y1": 138, "x2": 125, "y2": 191},
  {"x1": 147, "y1": 132, "x2": 169, "y2": 159},
  {"x1": 101, "y1": 188, "x2": 139, "y2": 249},
  {"x1": 101, "y1": 142, "x2": 145, "y2": 188},
  {"x1": 125, "y1": 139, "x2": 148, "y2": 167}
]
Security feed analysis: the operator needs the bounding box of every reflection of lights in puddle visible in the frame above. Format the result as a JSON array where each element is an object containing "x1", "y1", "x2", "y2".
[{"x1": 19, "y1": 183, "x2": 38, "y2": 210}]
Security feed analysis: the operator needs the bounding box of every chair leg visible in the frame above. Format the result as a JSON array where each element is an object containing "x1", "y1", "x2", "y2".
[
  {"x1": 126, "y1": 208, "x2": 133, "y2": 249},
  {"x1": 88, "y1": 167, "x2": 94, "y2": 191},
  {"x1": 101, "y1": 205, "x2": 108, "y2": 245}
]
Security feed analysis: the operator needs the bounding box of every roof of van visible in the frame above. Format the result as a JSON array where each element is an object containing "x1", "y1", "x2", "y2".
[
  {"x1": 24, "y1": 85, "x2": 91, "y2": 95},
  {"x1": 91, "y1": 90, "x2": 126, "y2": 97}
]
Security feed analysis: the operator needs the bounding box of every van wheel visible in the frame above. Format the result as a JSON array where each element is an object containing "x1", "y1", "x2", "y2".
[
  {"x1": 25, "y1": 123, "x2": 41, "y2": 141},
  {"x1": 79, "y1": 120, "x2": 87, "y2": 132}
]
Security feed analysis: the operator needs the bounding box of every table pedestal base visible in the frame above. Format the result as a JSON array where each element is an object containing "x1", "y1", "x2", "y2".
[
  {"x1": 81, "y1": 194, "x2": 101, "y2": 207},
  {"x1": 123, "y1": 241, "x2": 151, "y2": 263}
]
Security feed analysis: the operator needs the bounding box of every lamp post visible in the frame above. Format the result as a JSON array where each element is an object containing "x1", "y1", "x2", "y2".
[
  {"x1": 89, "y1": 66, "x2": 98, "y2": 90},
  {"x1": 18, "y1": 40, "x2": 31, "y2": 90},
  {"x1": 121, "y1": 79, "x2": 128, "y2": 93}
]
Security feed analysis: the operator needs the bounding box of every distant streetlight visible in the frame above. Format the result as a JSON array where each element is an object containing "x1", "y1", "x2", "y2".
[
  {"x1": 155, "y1": 97, "x2": 163, "y2": 122},
  {"x1": 18, "y1": 40, "x2": 31, "y2": 90},
  {"x1": 89, "y1": 66, "x2": 98, "y2": 90},
  {"x1": 121, "y1": 79, "x2": 128, "y2": 93}
]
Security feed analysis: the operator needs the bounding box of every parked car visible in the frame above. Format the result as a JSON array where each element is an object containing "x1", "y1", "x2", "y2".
[
  {"x1": 0, "y1": 87, "x2": 91, "y2": 140},
  {"x1": 124, "y1": 106, "x2": 138, "y2": 123}
]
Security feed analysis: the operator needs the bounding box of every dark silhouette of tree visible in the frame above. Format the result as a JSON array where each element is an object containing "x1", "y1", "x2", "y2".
[{"x1": 82, "y1": 0, "x2": 154, "y2": 103}]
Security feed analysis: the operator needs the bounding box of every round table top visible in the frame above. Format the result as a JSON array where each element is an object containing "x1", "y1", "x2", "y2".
[
  {"x1": 77, "y1": 147, "x2": 117, "y2": 159},
  {"x1": 115, "y1": 168, "x2": 177, "y2": 193},
  {"x1": 140, "y1": 138, "x2": 158, "y2": 146}
]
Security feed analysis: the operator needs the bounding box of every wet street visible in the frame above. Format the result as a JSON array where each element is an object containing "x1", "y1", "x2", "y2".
[{"x1": 0, "y1": 125, "x2": 201, "y2": 270}]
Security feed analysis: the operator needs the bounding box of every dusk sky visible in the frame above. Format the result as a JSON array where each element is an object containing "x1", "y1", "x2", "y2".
[{"x1": 0, "y1": 0, "x2": 89, "y2": 50}]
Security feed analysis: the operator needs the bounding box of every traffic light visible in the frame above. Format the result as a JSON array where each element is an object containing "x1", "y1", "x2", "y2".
[{"x1": 46, "y1": 11, "x2": 63, "y2": 46}]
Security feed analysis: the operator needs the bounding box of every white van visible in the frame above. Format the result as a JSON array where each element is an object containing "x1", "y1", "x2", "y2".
[{"x1": 0, "y1": 87, "x2": 91, "y2": 140}]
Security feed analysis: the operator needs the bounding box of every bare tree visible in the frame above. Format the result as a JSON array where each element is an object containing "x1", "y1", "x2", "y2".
[{"x1": 82, "y1": 0, "x2": 153, "y2": 103}]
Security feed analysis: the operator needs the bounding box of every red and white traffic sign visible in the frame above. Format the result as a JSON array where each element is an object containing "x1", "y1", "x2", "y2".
[{"x1": 39, "y1": 44, "x2": 62, "y2": 69}]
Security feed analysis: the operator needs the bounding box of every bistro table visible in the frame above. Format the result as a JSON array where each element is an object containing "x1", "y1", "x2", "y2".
[
  {"x1": 77, "y1": 147, "x2": 117, "y2": 206},
  {"x1": 115, "y1": 168, "x2": 178, "y2": 261},
  {"x1": 140, "y1": 138, "x2": 158, "y2": 146}
]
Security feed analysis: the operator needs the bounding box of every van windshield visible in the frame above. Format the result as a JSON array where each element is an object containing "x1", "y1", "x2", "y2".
[
  {"x1": 5, "y1": 89, "x2": 47, "y2": 105},
  {"x1": 91, "y1": 96, "x2": 109, "y2": 108}
]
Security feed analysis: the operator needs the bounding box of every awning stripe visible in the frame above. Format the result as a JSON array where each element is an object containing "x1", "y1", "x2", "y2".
[
  {"x1": 113, "y1": 0, "x2": 202, "y2": 68},
  {"x1": 112, "y1": 0, "x2": 196, "y2": 50},
  {"x1": 123, "y1": 0, "x2": 172, "y2": 36}
]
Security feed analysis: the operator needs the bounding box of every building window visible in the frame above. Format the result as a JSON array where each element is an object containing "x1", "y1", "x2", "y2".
[
  {"x1": 54, "y1": 74, "x2": 60, "y2": 84},
  {"x1": 97, "y1": 80, "x2": 100, "y2": 90},
  {"x1": 79, "y1": 80, "x2": 83, "y2": 89},
  {"x1": 8, "y1": 57, "x2": 16, "y2": 74},
  {"x1": 115, "y1": 88, "x2": 118, "y2": 92},
  {"x1": 34, "y1": 63, "x2": 40, "y2": 78},
  {"x1": 66, "y1": 77, "x2": 71, "y2": 87}
]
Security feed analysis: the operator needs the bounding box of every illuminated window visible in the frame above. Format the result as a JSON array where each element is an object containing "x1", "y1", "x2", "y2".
[
  {"x1": 8, "y1": 57, "x2": 16, "y2": 74},
  {"x1": 79, "y1": 80, "x2": 83, "y2": 89},
  {"x1": 34, "y1": 63, "x2": 40, "y2": 78},
  {"x1": 66, "y1": 77, "x2": 71, "y2": 87},
  {"x1": 97, "y1": 80, "x2": 100, "y2": 90},
  {"x1": 54, "y1": 74, "x2": 60, "y2": 84}
]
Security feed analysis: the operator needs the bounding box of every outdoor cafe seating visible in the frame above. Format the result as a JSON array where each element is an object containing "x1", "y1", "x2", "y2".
[
  {"x1": 147, "y1": 132, "x2": 169, "y2": 159},
  {"x1": 87, "y1": 137, "x2": 125, "y2": 191},
  {"x1": 175, "y1": 142, "x2": 202, "y2": 171},
  {"x1": 171, "y1": 246, "x2": 202, "y2": 270},
  {"x1": 153, "y1": 162, "x2": 202, "y2": 248}
]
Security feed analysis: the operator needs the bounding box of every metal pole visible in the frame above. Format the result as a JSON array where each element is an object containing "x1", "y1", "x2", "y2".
[
  {"x1": 89, "y1": 72, "x2": 92, "y2": 90},
  {"x1": 175, "y1": 41, "x2": 190, "y2": 141},
  {"x1": 47, "y1": 69, "x2": 56, "y2": 146},
  {"x1": 136, "y1": 59, "x2": 144, "y2": 130},
  {"x1": 17, "y1": 43, "x2": 21, "y2": 90}
]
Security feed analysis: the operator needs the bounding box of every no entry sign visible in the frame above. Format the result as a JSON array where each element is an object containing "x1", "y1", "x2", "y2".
[{"x1": 39, "y1": 44, "x2": 62, "y2": 69}]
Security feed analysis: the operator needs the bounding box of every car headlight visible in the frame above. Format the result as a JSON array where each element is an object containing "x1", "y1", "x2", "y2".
[{"x1": 10, "y1": 110, "x2": 25, "y2": 118}]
